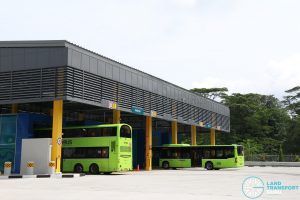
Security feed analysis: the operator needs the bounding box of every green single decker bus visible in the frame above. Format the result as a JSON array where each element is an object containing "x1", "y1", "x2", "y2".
[
  {"x1": 35, "y1": 124, "x2": 132, "y2": 174},
  {"x1": 152, "y1": 144, "x2": 244, "y2": 170}
]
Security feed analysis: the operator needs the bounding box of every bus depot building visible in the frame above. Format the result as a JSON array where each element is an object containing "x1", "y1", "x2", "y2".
[{"x1": 0, "y1": 40, "x2": 230, "y2": 174}]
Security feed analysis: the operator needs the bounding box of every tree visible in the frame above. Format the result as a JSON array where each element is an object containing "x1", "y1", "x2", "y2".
[
  {"x1": 190, "y1": 87, "x2": 228, "y2": 100},
  {"x1": 282, "y1": 86, "x2": 300, "y2": 154},
  {"x1": 222, "y1": 93, "x2": 290, "y2": 154},
  {"x1": 283, "y1": 86, "x2": 300, "y2": 118},
  {"x1": 240, "y1": 139, "x2": 263, "y2": 160}
]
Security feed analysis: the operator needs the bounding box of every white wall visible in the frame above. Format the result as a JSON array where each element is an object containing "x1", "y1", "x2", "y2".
[{"x1": 21, "y1": 138, "x2": 52, "y2": 175}]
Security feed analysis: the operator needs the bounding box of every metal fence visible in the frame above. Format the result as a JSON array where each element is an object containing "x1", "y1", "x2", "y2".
[{"x1": 246, "y1": 154, "x2": 300, "y2": 162}]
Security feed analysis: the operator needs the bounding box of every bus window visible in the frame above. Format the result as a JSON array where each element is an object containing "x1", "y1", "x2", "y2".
[
  {"x1": 224, "y1": 147, "x2": 234, "y2": 158},
  {"x1": 210, "y1": 150, "x2": 216, "y2": 158},
  {"x1": 171, "y1": 149, "x2": 179, "y2": 159},
  {"x1": 102, "y1": 147, "x2": 109, "y2": 158},
  {"x1": 204, "y1": 149, "x2": 210, "y2": 158},
  {"x1": 63, "y1": 128, "x2": 85, "y2": 137},
  {"x1": 237, "y1": 146, "x2": 244, "y2": 156},
  {"x1": 62, "y1": 147, "x2": 109, "y2": 159},
  {"x1": 181, "y1": 148, "x2": 190, "y2": 159},
  {"x1": 120, "y1": 125, "x2": 131, "y2": 138},
  {"x1": 216, "y1": 149, "x2": 223, "y2": 159}
]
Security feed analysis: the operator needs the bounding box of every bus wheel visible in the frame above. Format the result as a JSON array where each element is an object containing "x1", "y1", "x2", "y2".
[
  {"x1": 89, "y1": 164, "x2": 100, "y2": 174},
  {"x1": 162, "y1": 161, "x2": 169, "y2": 169},
  {"x1": 205, "y1": 162, "x2": 214, "y2": 170},
  {"x1": 74, "y1": 164, "x2": 84, "y2": 173}
]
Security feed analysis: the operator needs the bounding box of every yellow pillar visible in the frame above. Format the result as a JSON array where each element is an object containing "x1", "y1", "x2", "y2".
[
  {"x1": 78, "y1": 113, "x2": 84, "y2": 120},
  {"x1": 113, "y1": 110, "x2": 120, "y2": 124},
  {"x1": 145, "y1": 116, "x2": 152, "y2": 171},
  {"x1": 210, "y1": 128, "x2": 216, "y2": 145},
  {"x1": 11, "y1": 104, "x2": 18, "y2": 114},
  {"x1": 191, "y1": 125, "x2": 196, "y2": 145},
  {"x1": 172, "y1": 121, "x2": 177, "y2": 144},
  {"x1": 51, "y1": 100, "x2": 63, "y2": 172}
]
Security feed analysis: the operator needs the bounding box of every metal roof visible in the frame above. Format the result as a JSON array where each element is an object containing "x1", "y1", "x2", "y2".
[{"x1": 0, "y1": 40, "x2": 230, "y2": 132}]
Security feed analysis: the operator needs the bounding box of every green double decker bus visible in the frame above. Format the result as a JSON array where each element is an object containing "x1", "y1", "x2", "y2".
[
  {"x1": 152, "y1": 144, "x2": 244, "y2": 170},
  {"x1": 35, "y1": 123, "x2": 132, "y2": 174}
]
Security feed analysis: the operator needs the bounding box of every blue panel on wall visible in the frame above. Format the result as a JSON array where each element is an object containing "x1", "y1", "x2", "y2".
[
  {"x1": 161, "y1": 131, "x2": 171, "y2": 145},
  {"x1": 132, "y1": 129, "x2": 145, "y2": 169}
]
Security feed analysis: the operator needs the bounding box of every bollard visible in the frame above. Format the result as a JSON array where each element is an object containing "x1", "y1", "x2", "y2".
[
  {"x1": 4, "y1": 162, "x2": 12, "y2": 175},
  {"x1": 48, "y1": 161, "x2": 55, "y2": 175},
  {"x1": 136, "y1": 164, "x2": 140, "y2": 171},
  {"x1": 26, "y1": 161, "x2": 35, "y2": 175}
]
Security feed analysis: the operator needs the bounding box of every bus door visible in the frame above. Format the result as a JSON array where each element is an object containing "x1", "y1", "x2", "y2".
[{"x1": 191, "y1": 148, "x2": 202, "y2": 167}]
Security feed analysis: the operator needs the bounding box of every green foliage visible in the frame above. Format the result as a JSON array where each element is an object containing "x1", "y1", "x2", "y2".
[
  {"x1": 279, "y1": 144, "x2": 284, "y2": 162},
  {"x1": 283, "y1": 86, "x2": 300, "y2": 118},
  {"x1": 240, "y1": 139, "x2": 263, "y2": 160},
  {"x1": 187, "y1": 86, "x2": 300, "y2": 156},
  {"x1": 190, "y1": 87, "x2": 228, "y2": 100},
  {"x1": 220, "y1": 93, "x2": 289, "y2": 155}
]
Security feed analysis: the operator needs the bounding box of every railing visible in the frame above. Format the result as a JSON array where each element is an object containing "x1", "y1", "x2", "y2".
[{"x1": 245, "y1": 154, "x2": 300, "y2": 162}]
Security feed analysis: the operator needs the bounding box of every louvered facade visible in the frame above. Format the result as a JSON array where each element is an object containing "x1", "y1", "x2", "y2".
[{"x1": 0, "y1": 41, "x2": 230, "y2": 132}]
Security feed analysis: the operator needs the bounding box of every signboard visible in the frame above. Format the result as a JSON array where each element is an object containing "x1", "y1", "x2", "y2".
[
  {"x1": 131, "y1": 106, "x2": 144, "y2": 115},
  {"x1": 150, "y1": 110, "x2": 157, "y2": 117},
  {"x1": 199, "y1": 121, "x2": 204, "y2": 127},
  {"x1": 108, "y1": 101, "x2": 117, "y2": 109},
  {"x1": 205, "y1": 123, "x2": 212, "y2": 128}
]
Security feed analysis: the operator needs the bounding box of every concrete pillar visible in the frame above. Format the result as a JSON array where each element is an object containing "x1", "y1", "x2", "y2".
[
  {"x1": 51, "y1": 100, "x2": 63, "y2": 172},
  {"x1": 210, "y1": 128, "x2": 216, "y2": 145},
  {"x1": 172, "y1": 121, "x2": 177, "y2": 144},
  {"x1": 191, "y1": 125, "x2": 196, "y2": 145},
  {"x1": 113, "y1": 110, "x2": 120, "y2": 124},
  {"x1": 145, "y1": 116, "x2": 152, "y2": 171}
]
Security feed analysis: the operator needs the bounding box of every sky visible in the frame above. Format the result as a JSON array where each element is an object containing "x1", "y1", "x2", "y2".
[{"x1": 0, "y1": 0, "x2": 299, "y2": 99}]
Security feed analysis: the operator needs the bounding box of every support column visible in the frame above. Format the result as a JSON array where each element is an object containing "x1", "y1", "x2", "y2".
[
  {"x1": 78, "y1": 113, "x2": 85, "y2": 121},
  {"x1": 113, "y1": 110, "x2": 120, "y2": 124},
  {"x1": 210, "y1": 128, "x2": 216, "y2": 145},
  {"x1": 172, "y1": 121, "x2": 177, "y2": 144},
  {"x1": 51, "y1": 100, "x2": 63, "y2": 172},
  {"x1": 11, "y1": 104, "x2": 18, "y2": 114},
  {"x1": 145, "y1": 116, "x2": 152, "y2": 171},
  {"x1": 191, "y1": 125, "x2": 196, "y2": 145}
]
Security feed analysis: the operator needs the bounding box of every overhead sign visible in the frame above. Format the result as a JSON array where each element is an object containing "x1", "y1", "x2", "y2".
[
  {"x1": 205, "y1": 123, "x2": 212, "y2": 128},
  {"x1": 108, "y1": 101, "x2": 117, "y2": 109},
  {"x1": 131, "y1": 106, "x2": 144, "y2": 115},
  {"x1": 150, "y1": 110, "x2": 157, "y2": 117}
]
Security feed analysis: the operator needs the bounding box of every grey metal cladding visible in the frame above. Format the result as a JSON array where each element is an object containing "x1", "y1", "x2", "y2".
[
  {"x1": 132, "y1": 73, "x2": 138, "y2": 87},
  {"x1": 0, "y1": 40, "x2": 229, "y2": 119},
  {"x1": 0, "y1": 47, "x2": 67, "y2": 72},
  {"x1": 125, "y1": 70, "x2": 131, "y2": 84},
  {"x1": 71, "y1": 50, "x2": 81, "y2": 68},
  {"x1": 66, "y1": 42, "x2": 229, "y2": 115},
  {"x1": 82, "y1": 54, "x2": 90, "y2": 71},
  {"x1": 112, "y1": 65, "x2": 119, "y2": 81},
  {"x1": 142, "y1": 76, "x2": 148, "y2": 90},
  {"x1": 105, "y1": 63, "x2": 113, "y2": 79},
  {"x1": 90, "y1": 57, "x2": 97, "y2": 74},
  {"x1": 138, "y1": 76, "x2": 143, "y2": 88},
  {"x1": 120, "y1": 68, "x2": 125, "y2": 83},
  {"x1": 97, "y1": 59, "x2": 105, "y2": 76}
]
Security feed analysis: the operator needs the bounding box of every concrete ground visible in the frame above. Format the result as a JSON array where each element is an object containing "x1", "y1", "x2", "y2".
[{"x1": 0, "y1": 167, "x2": 299, "y2": 200}]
